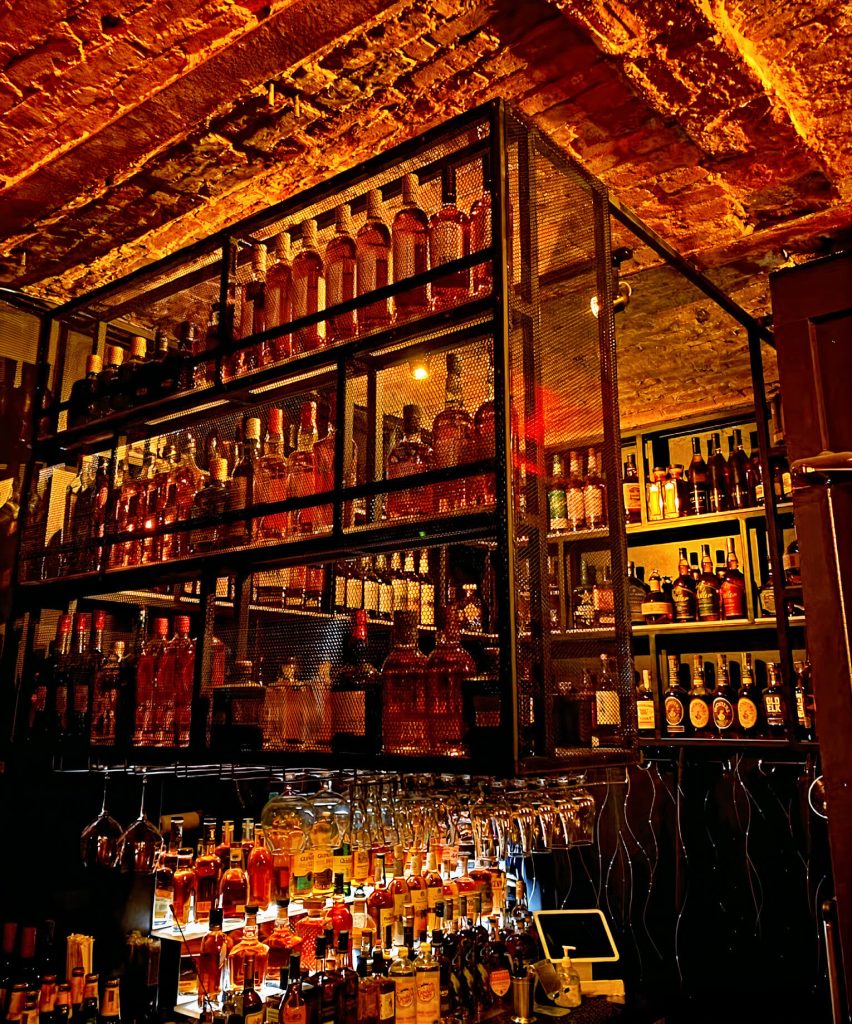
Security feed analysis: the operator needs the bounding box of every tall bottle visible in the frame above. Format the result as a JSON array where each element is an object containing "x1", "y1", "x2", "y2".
[
  {"x1": 386, "y1": 405, "x2": 434, "y2": 520},
  {"x1": 392, "y1": 172, "x2": 430, "y2": 321},
  {"x1": 228, "y1": 417, "x2": 262, "y2": 545},
  {"x1": 357, "y1": 190, "x2": 392, "y2": 332},
  {"x1": 736, "y1": 654, "x2": 761, "y2": 736},
  {"x1": 583, "y1": 448, "x2": 606, "y2": 529},
  {"x1": 663, "y1": 655, "x2": 688, "y2": 737},
  {"x1": 463, "y1": 351, "x2": 496, "y2": 507},
  {"x1": 728, "y1": 428, "x2": 751, "y2": 508},
  {"x1": 267, "y1": 231, "x2": 294, "y2": 360},
  {"x1": 636, "y1": 669, "x2": 656, "y2": 736},
  {"x1": 382, "y1": 610, "x2": 429, "y2": 755},
  {"x1": 547, "y1": 454, "x2": 567, "y2": 533},
  {"x1": 194, "y1": 822, "x2": 221, "y2": 925},
  {"x1": 68, "y1": 355, "x2": 102, "y2": 428},
  {"x1": 292, "y1": 220, "x2": 326, "y2": 352},
  {"x1": 707, "y1": 432, "x2": 729, "y2": 513},
  {"x1": 794, "y1": 659, "x2": 816, "y2": 741},
  {"x1": 469, "y1": 155, "x2": 493, "y2": 295},
  {"x1": 687, "y1": 437, "x2": 709, "y2": 515},
  {"x1": 426, "y1": 605, "x2": 475, "y2": 757},
  {"x1": 749, "y1": 432, "x2": 765, "y2": 506},
  {"x1": 219, "y1": 844, "x2": 249, "y2": 922},
  {"x1": 432, "y1": 353, "x2": 472, "y2": 512},
  {"x1": 326, "y1": 204, "x2": 358, "y2": 342},
  {"x1": 711, "y1": 654, "x2": 736, "y2": 735},
  {"x1": 414, "y1": 943, "x2": 441, "y2": 1024},
  {"x1": 671, "y1": 547, "x2": 697, "y2": 622},
  {"x1": 97, "y1": 345, "x2": 123, "y2": 418},
  {"x1": 719, "y1": 538, "x2": 746, "y2": 619},
  {"x1": 247, "y1": 826, "x2": 274, "y2": 911},
  {"x1": 592, "y1": 654, "x2": 623, "y2": 747},
  {"x1": 389, "y1": 946, "x2": 417, "y2": 1024},
  {"x1": 281, "y1": 952, "x2": 307, "y2": 1024},
  {"x1": 288, "y1": 401, "x2": 318, "y2": 536},
  {"x1": 189, "y1": 456, "x2": 229, "y2": 552},
  {"x1": 331, "y1": 610, "x2": 382, "y2": 756},
  {"x1": 687, "y1": 656, "x2": 712, "y2": 737},
  {"x1": 622, "y1": 453, "x2": 641, "y2": 524},
  {"x1": 696, "y1": 544, "x2": 721, "y2": 621},
  {"x1": 198, "y1": 908, "x2": 231, "y2": 1006},
  {"x1": 240, "y1": 955, "x2": 264, "y2": 1024},
  {"x1": 565, "y1": 450, "x2": 585, "y2": 532},
  {"x1": 429, "y1": 167, "x2": 470, "y2": 310},
  {"x1": 762, "y1": 663, "x2": 788, "y2": 736},
  {"x1": 258, "y1": 408, "x2": 290, "y2": 541},
  {"x1": 66, "y1": 612, "x2": 92, "y2": 742}
]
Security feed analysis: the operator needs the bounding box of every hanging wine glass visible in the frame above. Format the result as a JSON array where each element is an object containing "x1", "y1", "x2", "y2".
[
  {"x1": 116, "y1": 774, "x2": 163, "y2": 873},
  {"x1": 80, "y1": 771, "x2": 123, "y2": 869}
]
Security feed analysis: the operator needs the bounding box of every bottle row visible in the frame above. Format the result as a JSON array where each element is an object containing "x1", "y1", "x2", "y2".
[
  {"x1": 545, "y1": 448, "x2": 607, "y2": 534},
  {"x1": 63, "y1": 167, "x2": 495, "y2": 431},
  {"x1": 26, "y1": 354, "x2": 500, "y2": 582},
  {"x1": 636, "y1": 653, "x2": 816, "y2": 741}
]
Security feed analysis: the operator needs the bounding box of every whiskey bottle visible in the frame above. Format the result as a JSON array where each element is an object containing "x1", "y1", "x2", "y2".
[
  {"x1": 463, "y1": 351, "x2": 497, "y2": 507},
  {"x1": 686, "y1": 437, "x2": 709, "y2": 515},
  {"x1": 170, "y1": 432, "x2": 206, "y2": 559},
  {"x1": 762, "y1": 663, "x2": 788, "y2": 736},
  {"x1": 641, "y1": 568, "x2": 673, "y2": 624},
  {"x1": 426, "y1": 605, "x2": 475, "y2": 756},
  {"x1": 113, "y1": 336, "x2": 147, "y2": 410},
  {"x1": 247, "y1": 829, "x2": 274, "y2": 911},
  {"x1": 719, "y1": 538, "x2": 746, "y2": 619},
  {"x1": 794, "y1": 659, "x2": 815, "y2": 741},
  {"x1": 97, "y1": 345, "x2": 123, "y2": 418},
  {"x1": 90, "y1": 640, "x2": 125, "y2": 745},
  {"x1": 325, "y1": 204, "x2": 358, "y2": 342},
  {"x1": 429, "y1": 166, "x2": 470, "y2": 310},
  {"x1": 240, "y1": 955, "x2": 264, "y2": 1024},
  {"x1": 592, "y1": 654, "x2": 623, "y2": 747},
  {"x1": 267, "y1": 231, "x2": 294, "y2": 360},
  {"x1": 696, "y1": 544, "x2": 721, "y2": 621},
  {"x1": 357, "y1": 189, "x2": 392, "y2": 332},
  {"x1": 712, "y1": 654, "x2": 736, "y2": 735},
  {"x1": 622, "y1": 453, "x2": 641, "y2": 524},
  {"x1": 626, "y1": 561, "x2": 646, "y2": 624},
  {"x1": 227, "y1": 417, "x2": 261, "y2": 545},
  {"x1": 583, "y1": 448, "x2": 606, "y2": 529},
  {"x1": 749, "y1": 432, "x2": 765, "y2": 506},
  {"x1": 150, "y1": 329, "x2": 181, "y2": 399},
  {"x1": 432, "y1": 354, "x2": 472, "y2": 512},
  {"x1": 707, "y1": 432, "x2": 729, "y2": 513},
  {"x1": 292, "y1": 220, "x2": 326, "y2": 352},
  {"x1": 729, "y1": 428, "x2": 751, "y2": 508},
  {"x1": 68, "y1": 354, "x2": 102, "y2": 428},
  {"x1": 759, "y1": 560, "x2": 777, "y2": 617},
  {"x1": 382, "y1": 610, "x2": 429, "y2": 755},
  {"x1": 470, "y1": 154, "x2": 493, "y2": 296},
  {"x1": 592, "y1": 565, "x2": 615, "y2": 626},
  {"x1": 662, "y1": 467, "x2": 681, "y2": 519},
  {"x1": 189, "y1": 456, "x2": 229, "y2": 552},
  {"x1": 646, "y1": 467, "x2": 665, "y2": 521},
  {"x1": 782, "y1": 538, "x2": 801, "y2": 585},
  {"x1": 197, "y1": 909, "x2": 230, "y2": 1005},
  {"x1": 687, "y1": 656, "x2": 712, "y2": 736},
  {"x1": 194, "y1": 824, "x2": 221, "y2": 926},
  {"x1": 331, "y1": 610, "x2": 382, "y2": 756},
  {"x1": 566, "y1": 450, "x2": 586, "y2": 532},
  {"x1": 256, "y1": 408, "x2": 290, "y2": 541},
  {"x1": 417, "y1": 551, "x2": 435, "y2": 627},
  {"x1": 636, "y1": 669, "x2": 656, "y2": 737},
  {"x1": 572, "y1": 561, "x2": 595, "y2": 629},
  {"x1": 547, "y1": 453, "x2": 568, "y2": 533},
  {"x1": 220, "y1": 846, "x2": 249, "y2": 922},
  {"x1": 386, "y1": 404, "x2": 434, "y2": 520},
  {"x1": 672, "y1": 547, "x2": 697, "y2": 622},
  {"x1": 171, "y1": 616, "x2": 195, "y2": 746},
  {"x1": 66, "y1": 612, "x2": 92, "y2": 742},
  {"x1": 392, "y1": 172, "x2": 430, "y2": 321},
  {"x1": 288, "y1": 401, "x2": 318, "y2": 536},
  {"x1": 736, "y1": 653, "x2": 761, "y2": 736},
  {"x1": 663, "y1": 655, "x2": 688, "y2": 736}
]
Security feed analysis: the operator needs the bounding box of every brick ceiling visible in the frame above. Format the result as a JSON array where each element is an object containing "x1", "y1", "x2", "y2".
[{"x1": 0, "y1": 0, "x2": 849, "y2": 423}]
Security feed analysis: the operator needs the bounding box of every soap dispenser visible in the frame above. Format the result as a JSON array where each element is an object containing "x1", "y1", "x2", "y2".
[{"x1": 555, "y1": 944, "x2": 582, "y2": 1009}]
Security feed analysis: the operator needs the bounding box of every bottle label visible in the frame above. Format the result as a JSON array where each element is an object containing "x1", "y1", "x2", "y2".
[
  {"x1": 623, "y1": 481, "x2": 641, "y2": 514},
  {"x1": 393, "y1": 892, "x2": 407, "y2": 918},
  {"x1": 595, "y1": 692, "x2": 621, "y2": 726},
  {"x1": 689, "y1": 698, "x2": 710, "y2": 729},
  {"x1": 584, "y1": 486, "x2": 604, "y2": 524},
  {"x1": 567, "y1": 488, "x2": 585, "y2": 528},
  {"x1": 548, "y1": 488, "x2": 567, "y2": 531},
  {"x1": 796, "y1": 692, "x2": 812, "y2": 729},
  {"x1": 394, "y1": 976, "x2": 417, "y2": 1022},
  {"x1": 489, "y1": 968, "x2": 511, "y2": 997},
  {"x1": 689, "y1": 487, "x2": 709, "y2": 515},
  {"x1": 416, "y1": 972, "x2": 441, "y2": 1016},
  {"x1": 721, "y1": 585, "x2": 745, "y2": 619},
  {"x1": 376, "y1": 906, "x2": 394, "y2": 940},
  {"x1": 760, "y1": 587, "x2": 777, "y2": 616},
  {"x1": 267, "y1": 1008, "x2": 280, "y2": 1024},
  {"x1": 637, "y1": 701, "x2": 656, "y2": 730},
  {"x1": 379, "y1": 990, "x2": 395, "y2": 1020},
  {"x1": 427, "y1": 885, "x2": 441, "y2": 909},
  {"x1": 283, "y1": 1007, "x2": 306, "y2": 1024},
  {"x1": 754, "y1": 482, "x2": 765, "y2": 503},
  {"x1": 332, "y1": 852, "x2": 352, "y2": 880},
  {"x1": 313, "y1": 848, "x2": 333, "y2": 876},
  {"x1": 673, "y1": 589, "x2": 696, "y2": 621},
  {"x1": 712, "y1": 697, "x2": 734, "y2": 730},
  {"x1": 696, "y1": 583, "x2": 720, "y2": 619},
  {"x1": 764, "y1": 693, "x2": 785, "y2": 725},
  {"x1": 642, "y1": 599, "x2": 671, "y2": 619},
  {"x1": 410, "y1": 888, "x2": 428, "y2": 913},
  {"x1": 352, "y1": 848, "x2": 370, "y2": 880},
  {"x1": 244, "y1": 1010, "x2": 263, "y2": 1024},
  {"x1": 293, "y1": 851, "x2": 313, "y2": 891},
  {"x1": 665, "y1": 696, "x2": 685, "y2": 732},
  {"x1": 738, "y1": 697, "x2": 758, "y2": 730}
]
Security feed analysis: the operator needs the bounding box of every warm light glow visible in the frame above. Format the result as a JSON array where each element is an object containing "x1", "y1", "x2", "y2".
[
  {"x1": 409, "y1": 354, "x2": 430, "y2": 380},
  {"x1": 590, "y1": 295, "x2": 600, "y2": 318}
]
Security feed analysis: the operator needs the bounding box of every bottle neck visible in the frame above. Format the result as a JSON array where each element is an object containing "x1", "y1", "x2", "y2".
[{"x1": 445, "y1": 372, "x2": 464, "y2": 409}]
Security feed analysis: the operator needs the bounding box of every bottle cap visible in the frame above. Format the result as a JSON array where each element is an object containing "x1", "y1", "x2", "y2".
[
  {"x1": 274, "y1": 231, "x2": 291, "y2": 261},
  {"x1": 401, "y1": 172, "x2": 419, "y2": 205},
  {"x1": 244, "y1": 417, "x2": 261, "y2": 441},
  {"x1": 251, "y1": 243, "x2": 267, "y2": 274},
  {"x1": 175, "y1": 616, "x2": 191, "y2": 634},
  {"x1": 267, "y1": 407, "x2": 284, "y2": 435},
  {"x1": 402, "y1": 403, "x2": 421, "y2": 434},
  {"x1": 93, "y1": 610, "x2": 106, "y2": 630},
  {"x1": 334, "y1": 203, "x2": 353, "y2": 234},
  {"x1": 302, "y1": 219, "x2": 318, "y2": 248},
  {"x1": 130, "y1": 337, "x2": 148, "y2": 359},
  {"x1": 86, "y1": 354, "x2": 102, "y2": 375},
  {"x1": 366, "y1": 189, "x2": 384, "y2": 221},
  {"x1": 210, "y1": 457, "x2": 229, "y2": 482},
  {"x1": 245, "y1": 904, "x2": 258, "y2": 916},
  {"x1": 153, "y1": 618, "x2": 169, "y2": 637}
]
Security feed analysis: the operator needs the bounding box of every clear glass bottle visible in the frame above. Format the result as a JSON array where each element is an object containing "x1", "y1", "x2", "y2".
[
  {"x1": 367, "y1": 855, "x2": 396, "y2": 949},
  {"x1": 266, "y1": 231, "x2": 294, "y2": 360},
  {"x1": 247, "y1": 826, "x2": 274, "y2": 911},
  {"x1": 382, "y1": 610, "x2": 429, "y2": 755},
  {"x1": 462, "y1": 350, "x2": 497, "y2": 507},
  {"x1": 232, "y1": 243, "x2": 269, "y2": 377},
  {"x1": 592, "y1": 565, "x2": 615, "y2": 626},
  {"x1": 219, "y1": 845, "x2": 249, "y2": 922},
  {"x1": 326, "y1": 204, "x2": 358, "y2": 342},
  {"x1": 386, "y1": 404, "x2": 434, "y2": 520},
  {"x1": 292, "y1": 220, "x2": 326, "y2": 352},
  {"x1": 197, "y1": 908, "x2": 231, "y2": 1005},
  {"x1": 392, "y1": 172, "x2": 430, "y2": 321},
  {"x1": 266, "y1": 902, "x2": 303, "y2": 984},
  {"x1": 288, "y1": 400, "x2": 318, "y2": 536},
  {"x1": 171, "y1": 848, "x2": 196, "y2": 928},
  {"x1": 170, "y1": 615, "x2": 195, "y2": 746},
  {"x1": 189, "y1": 455, "x2": 229, "y2": 552},
  {"x1": 431, "y1": 353, "x2": 472, "y2": 513},
  {"x1": 194, "y1": 821, "x2": 221, "y2": 925},
  {"x1": 426, "y1": 606, "x2": 475, "y2": 756},
  {"x1": 357, "y1": 189, "x2": 392, "y2": 332},
  {"x1": 429, "y1": 167, "x2": 470, "y2": 310}
]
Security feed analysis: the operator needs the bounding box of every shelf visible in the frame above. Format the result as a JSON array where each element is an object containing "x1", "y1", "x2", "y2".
[
  {"x1": 632, "y1": 617, "x2": 773, "y2": 636},
  {"x1": 174, "y1": 984, "x2": 285, "y2": 1020},
  {"x1": 639, "y1": 736, "x2": 818, "y2": 752},
  {"x1": 153, "y1": 901, "x2": 283, "y2": 943}
]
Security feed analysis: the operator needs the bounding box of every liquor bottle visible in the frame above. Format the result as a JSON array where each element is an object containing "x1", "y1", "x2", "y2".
[
  {"x1": 696, "y1": 544, "x2": 721, "y2": 621},
  {"x1": 331, "y1": 610, "x2": 382, "y2": 756},
  {"x1": 240, "y1": 955, "x2": 264, "y2": 1024},
  {"x1": 572, "y1": 561, "x2": 595, "y2": 628},
  {"x1": 774, "y1": 455, "x2": 792, "y2": 502},
  {"x1": 636, "y1": 669, "x2": 656, "y2": 736},
  {"x1": 663, "y1": 655, "x2": 688, "y2": 737},
  {"x1": 357, "y1": 190, "x2": 392, "y2": 332},
  {"x1": 172, "y1": 848, "x2": 196, "y2": 927},
  {"x1": 325, "y1": 204, "x2": 358, "y2": 342},
  {"x1": 382, "y1": 610, "x2": 428, "y2": 755},
  {"x1": 719, "y1": 538, "x2": 746, "y2": 619},
  {"x1": 227, "y1": 416, "x2": 262, "y2": 545},
  {"x1": 281, "y1": 953, "x2": 307, "y2": 1024},
  {"x1": 762, "y1": 663, "x2": 788, "y2": 736},
  {"x1": 66, "y1": 612, "x2": 92, "y2": 742},
  {"x1": 686, "y1": 437, "x2": 709, "y2": 515},
  {"x1": 220, "y1": 845, "x2": 249, "y2": 921},
  {"x1": 670, "y1": 548, "x2": 697, "y2": 622},
  {"x1": 258, "y1": 408, "x2": 290, "y2": 541},
  {"x1": 151, "y1": 329, "x2": 182, "y2": 399},
  {"x1": 432, "y1": 353, "x2": 472, "y2": 513},
  {"x1": 292, "y1": 220, "x2": 326, "y2": 352},
  {"x1": 592, "y1": 655, "x2": 623, "y2": 747},
  {"x1": 288, "y1": 400, "x2": 318, "y2": 536},
  {"x1": 463, "y1": 351, "x2": 497, "y2": 507},
  {"x1": 622, "y1": 453, "x2": 641, "y2": 524},
  {"x1": 783, "y1": 538, "x2": 801, "y2": 586},
  {"x1": 641, "y1": 568, "x2": 673, "y2": 624},
  {"x1": 759, "y1": 560, "x2": 777, "y2": 617},
  {"x1": 194, "y1": 823, "x2": 221, "y2": 925},
  {"x1": 736, "y1": 654, "x2": 760, "y2": 736},
  {"x1": 426, "y1": 605, "x2": 474, "y2": 757},
  {"x1": 583, "y1": 448, "x2": 606, "y2": 529},
  {"x1": 334, "y1": 933, "x2": 359, "y2": 1022},
  {"x1": 95, "y1": 345, "x2": 123, "y2": 418},
  {"x1": 188, "y1": 456, "x2": 229, "y2": 552},
  {"x1": 687, "y1": 656, "x2": 712, "y2": 736},
  {"x1": 414, "y1": 942, "x2": 441, "y2": 1024},
  {"x1": 547, "y1": 453, "x2": 567, "y2": 533},
  {"x1": 68, "y1": 354, "x2": 102, "y2": 428},
  {"x1": 393, "y1": 172, "x2": 430, "y2": 321},
  {"x1": 112, "y1": 336, "x2": 145, "y2": 410},
  {"x1": 327, "y1": 879, "x2": 354, "y2": 951},
  {"x1": 470, "y1": 155, "x2": 493, "y2": 295},
  {"x1": 230, "y1": 907, "x2": 270, "y2": 989},
  {"x1": 591, "y1": 565, "x2": 615, "y2": 626},
  {"x1": 625, "y1": 561, "x2": 646, "y2": 624},
  {"x1": 711, "y1": 654, "x2": 736, "y2": 735},
  {"x1": 197, "y1": 909, "x2": 231, "y2": 1005},
  {"x1": 266, "y1": 904, "x2": 301, "y2": 985},
  {"x1": 748, "y1": 432, "x2": 765, "y2": 506},
  {"x1": 662, "y1": 467, "x2": 682, "y2": 519},
  {"x1": 417, "y1": 552, "x2": 435, "y2": 627},
  {"x1": 390, "y1": 946, "x2": 417, "y2": 1024},
  {"x1": 169, "y1": 433, "x2": 206, "y2": 559},
  {"x1": 55, "y1": 984, "x2": 71, "y2": 1024},
  {"x1": 375, "y1": 554, "x2": 394, "y2": 621},
  {"x1": 97, "y1": 979, "x2": 119, "y2": 1024},
  {"x1": 267, "y1": 232, "x2": 294, "y2": 360},
  {"x1": 707, "y1": 432, "x2": 729, "y2": 513},
  {"x1": 90, "y1": 640, "x2": 126, "y2": 745},
  {"x1": 367, "y1": 855, "x2": 396, "y2": 948},
  {"x1": 429, "y1": 167, "x2": 470, "y2": 310},
  {"x1": 386, "y1": 405, "x2": 434, "y2": 520},
  {"x1": 247, "y1": 827, "x2": 274, "y2": 911},
  {"x1": 646, "y1": 467, "x2": 665, "y2": 521},
  {"x1": 728, "y1": 428, "x2": 751, "y2": 508},
  {"x1": 794, "y1": 659, "x2": 816, "y2": 741}
]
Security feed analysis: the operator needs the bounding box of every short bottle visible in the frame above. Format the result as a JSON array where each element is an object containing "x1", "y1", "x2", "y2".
[
  {"x1": 636, "y1": 669, "x2": 656, "y2": 737},
  {"x1": 641, "y1": 568, "x2": 673, "y2": 624},
  {"x1": 555, "y1": 945, "x2": 582, "y2": 1009}
]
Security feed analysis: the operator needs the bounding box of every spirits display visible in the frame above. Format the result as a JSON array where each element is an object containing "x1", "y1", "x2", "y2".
[
  {"x1": 431, "y1": 354, "x2": 472, "y2": 513},
  {"x1": 357, "y1": 191, "x2": 392, "y2": 332},
  {"x1": 392, "y1": 174, "x2": 430, "y2": 321},
  {"x1": 326, "y1": 205, "x2": 358, "y2": 342}
]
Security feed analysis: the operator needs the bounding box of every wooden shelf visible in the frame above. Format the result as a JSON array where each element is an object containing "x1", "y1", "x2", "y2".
[
  {"x1": 639, "y1": 736, "x2": 818, "y2": 752},
  {"x1": 632, "y1": 617, "x2": 773, "y2": 636}
]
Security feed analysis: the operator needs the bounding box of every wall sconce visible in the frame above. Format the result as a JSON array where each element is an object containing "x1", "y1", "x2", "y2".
[
  {"x1": 590, "y1": 247, "x2": 633, "y2": 317},
  {"x1": 408, "y1": 353, "x2": 430, "y2": 380}
]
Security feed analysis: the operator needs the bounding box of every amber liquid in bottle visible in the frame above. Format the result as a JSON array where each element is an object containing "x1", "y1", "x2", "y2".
[
  {"x1": 386, "y1": 404, "x2": 434, "y2": 520},
  {"x1": 292, "y1": 220, "x2": 326, "y2": 352},
  {"x1": 429, "y1": 166, "x2": 470, "y2": 310},
  {"x1": 392, "y1": 172, "x2": 430, "y2": 321},
  {"x1": 326, "y1": 204, "x2": 357, "y2": 342},
  {"x1": 431, "y1": 353, "x2": 472, "y2": 513},
  {"x1": 357, "y1": 189, "x2": 392, "y2": 332},
  {"x1": 381, "y1": 610, "x2": 429, "y2": 755}
]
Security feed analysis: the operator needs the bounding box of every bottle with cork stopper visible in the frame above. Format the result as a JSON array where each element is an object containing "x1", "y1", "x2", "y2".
[
  {"x1": 228, "y1": 416, "x2": 262, "y2": 544},
  {"x1": 259, "y1": 407, "x2": 290, "y2": 540}
]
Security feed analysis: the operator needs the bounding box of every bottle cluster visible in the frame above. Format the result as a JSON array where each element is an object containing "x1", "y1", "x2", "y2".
[
  {"x1": 546, "y1": 448, "x2": 607, "y2": 534},
  {"x1": 553, "y1": 654, "x2": 627, "y2": 750},
  {"x1": 61, "y1": 167, "x2": 494, "y2": 431},
  {"x1": 639, "y1": 652, "x2": 816, "y2": 740}
]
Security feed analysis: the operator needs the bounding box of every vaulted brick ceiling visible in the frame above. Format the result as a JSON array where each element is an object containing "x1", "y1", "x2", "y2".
[{"x1": 1, "y1": 0, "x2": 849, "y2": 335}]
